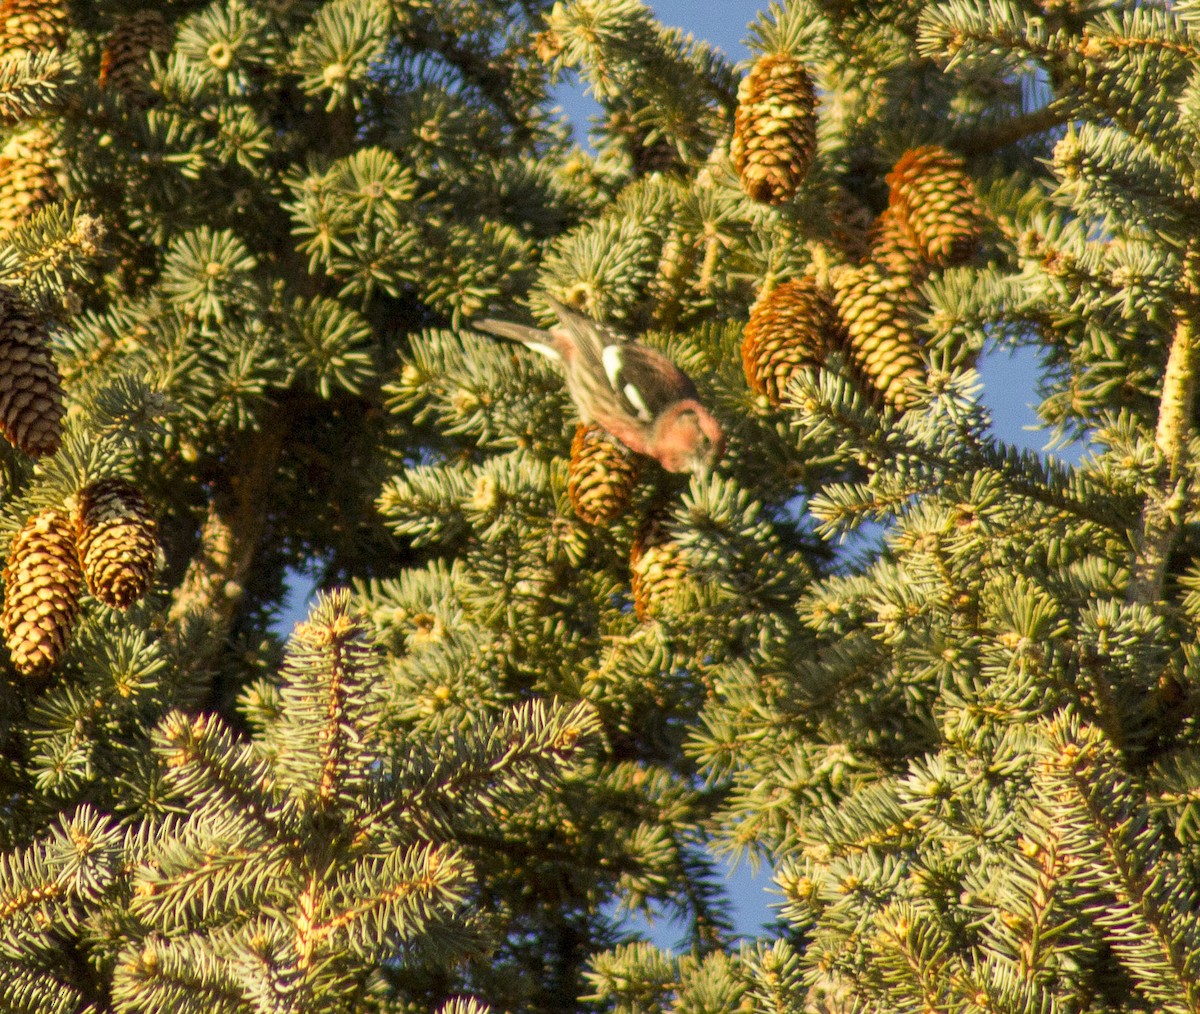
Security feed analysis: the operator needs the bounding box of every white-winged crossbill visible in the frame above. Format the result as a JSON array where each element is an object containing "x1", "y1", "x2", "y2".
[{"x1": 475, "y1": 297, "x2": 725, "y2": 476}]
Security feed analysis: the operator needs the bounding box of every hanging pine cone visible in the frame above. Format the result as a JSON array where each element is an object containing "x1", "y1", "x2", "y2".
[
  {"x1": 0, "y1": 0, "x2": 69, "y2": 58},
  {"x1": 731, "y1": 53, "x2": 818, "y2": 205},
  {"x1": 602, "y1": 107, "x2": 679, "y2": 175},
  {"x1": 630, "y1": 518, "x2": 689, "y2": 621},
  {"x1": 568, "y1": 423, "x2": 640, "y2": 526},
  {"x1": 885, "y1": 145, "x2": 986, "y2": 267},
  {"x1": 824, "y1": 185, "x2": 875, "y2": 264},
  {"x1": 0, "y1": 290, "x2": 64, "y2": 457},
  {"x1": 0, "y1": 124, "x2": 62, "y2": 233},
  {"x1": 3, "y1": 508, "x2": 82, "y2": 675},
  {"x1": 830, "y1": 263, "x2": 925, "y2": 411},
  {"x1": 75, "y1": 478, "x2": 159, "y2": 608},
  {"x1": 99, "y1": 10, "x2": 172, "y2": 108},
  {"x1": 743, "y1": 276, "x2": 842, "y2": 405},
  {"x1": 866, "y1": 205, "x2": 928, "y2": 283}
]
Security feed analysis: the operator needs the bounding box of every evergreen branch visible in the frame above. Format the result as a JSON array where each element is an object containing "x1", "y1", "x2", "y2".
[
  {"x1": 154, "y1": 712, "x2": 281, "y2": 831},
  {"x1": 583, "y1": 940, "x2": 679, "y2": 1009},
  {"x1": 870, "y1": 902, "x2": 962, "y2": 1012},
  {"x1": 1010, "y1": 829, "x2": 1077, "y2": 985},
  {"x1": 0, "y1": 807, "x2": 122, "y2": 934},
  {"x1": 389, "y1": 700, "x2": 599, "y2": 837},
  {"x1": 317, "y1": 842, "x2": 470, "y2": 956},
  {"x1": 398, "y1": 17, "x2": 542, "y2": 140},
  {"x1": 0, "y1": 51, "x2": 74, "y2": 121},
  {"x1": 1127, "y1": 299, "x2": 1199, "y2": 605},
  {"x1": 437, "y1": 999, "x2": 494, "y2": 1014},
  {"x1": 0, "y1": 874, "x2": 64, "y2": 925},
  {"x1": 307, "y1": 622, "x2": 355, "y2": 810},
  {"x1": 111, "y1": 934, "x2": 247, "y2": 1014},
  {"x1": 270, "y1": 592, "x2": 384, "y2": 809},
  {"x1": 959, "y1": 96, "x2": 1075, "y2": 155},
  {"x1": 1041, "y1": 714, "x2": 1200, "y2": 1013},
  {"x1": 797, "y1": 779, "x2": 924, "y2": 861},
  {"x1": 0, "y1": 964, "x2": 89, "y2": 1014},
  {"x1": 132, "y1": 819, "x2": 284, "y2": 935}
]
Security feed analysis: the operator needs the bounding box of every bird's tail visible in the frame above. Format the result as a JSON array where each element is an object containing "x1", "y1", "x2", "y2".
[{"x1": 473, "y1": 317, "x2": 559, "y2": 361}]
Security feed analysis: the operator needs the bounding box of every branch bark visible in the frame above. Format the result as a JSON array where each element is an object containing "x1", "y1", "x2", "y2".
[
  {"x1": 959, "y1": 98, "x2": 1076, "y2": 156},
  {"x1": 167, "y1": 412, "x2": 288, "y2": 675}
]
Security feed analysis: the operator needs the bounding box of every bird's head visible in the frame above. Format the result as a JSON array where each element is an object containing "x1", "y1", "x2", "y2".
[{"x1": 653, "y1": 400, "x2": 726, "y2": 477}]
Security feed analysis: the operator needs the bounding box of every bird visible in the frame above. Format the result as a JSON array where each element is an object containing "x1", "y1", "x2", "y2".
[{"x1": 474, "y1": 297, "x2": 725, "y2": 476}]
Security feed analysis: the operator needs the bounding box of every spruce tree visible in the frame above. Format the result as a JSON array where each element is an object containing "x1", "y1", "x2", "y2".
[{"x1": 1, "y1": 1, "x2": 1200, "y2": 1013}]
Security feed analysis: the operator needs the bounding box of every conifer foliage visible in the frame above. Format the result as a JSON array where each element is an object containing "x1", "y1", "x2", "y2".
[{"x1": 2, "y1": 0, "x2": 1200, "y2": 1012}]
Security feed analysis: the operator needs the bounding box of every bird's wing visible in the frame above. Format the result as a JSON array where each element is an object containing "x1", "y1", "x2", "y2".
[
  {"x1": 601, "y1": 343, "x2": 697, "y2": 422},
  {"x1": 545, "y1": 296, "x2": 632, "y2": 350},
  {"x1": 542, "y1": 296, "x2": 646, "y2": 403}
]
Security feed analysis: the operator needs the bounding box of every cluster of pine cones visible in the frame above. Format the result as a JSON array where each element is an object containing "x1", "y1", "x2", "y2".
[
  {"x1": 3, "y1": 480, "x2": 159, "y2": 676},
  {"x1": 568, "y1": 423, "x2": 684, "y2": 621},
  {"x1": 0, "y1": 2, "x2": 170, "y2": 459},
  {"x1": 570, "y1": 49, "x2": 991, "y2": 620},
  {"x1": 733, "y1": 49, "x2": 989, "y2": 412},
  {"x1": 0, "y1": 2, "x2": 170, "y2": 233},
  {"x1": 0, "y1": 4, "x2": 168, "y2": 676}
]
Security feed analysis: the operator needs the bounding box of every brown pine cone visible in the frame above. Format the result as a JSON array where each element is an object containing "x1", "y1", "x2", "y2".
[
  {"x1": 885, "y1": 145, "x2": 986, "y2": 267},
  {"x1": 830, "y1": 263, "x2": 925, "y2": 411},
  {"x1": 866, "y1": 205, "x2": 928, "y2": 283},
  {"x1": 0, "y1": 124, "x2": 62, "y2": 233},
  {"x1": 731, "y1": 53, "x2": 818, "y2": 205},
  {"x1": 743, "y1": 276, "x2": 843, "y2": 405},
  {"x1": 568, "y1": 424, "x2": 640, "y2": 526},
  {"x1": 630, "y1": 517, "x2": 689, "y2": 621},
  {"x1": 3, "y1": 508, "x2": 82, "y2": 675},
  {"x1": 0, "y1": 290, "x2": 64, "y2": 457},
  {"x1": 75, "y1": 478, "x2": 160, "y2": 608},
  {"x1": 99, "y1": 10, "x2": 173, "y2": 108},
  {"x1": 0, "y1": 0, "x2": 69, "y2": 58}
]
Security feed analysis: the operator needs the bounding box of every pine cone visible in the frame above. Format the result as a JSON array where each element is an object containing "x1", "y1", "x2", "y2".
[
  {"x1": 0, "y1": 290, "x2": 64, "y2": 457},
  {"x1": 3, "y1": 508, "x2": 82, "y2": 675},
  {"x1": 866, "y1": 205, "x2": 928, "y2": 283},
  {"x1": 0, "y1": 124, "x2": 62, "y2": 233},
  {"x1": 0, "y1": 0, "x2": 69, "y2": 58},
  {"x1": 885, "y1": 145, "x2": 985, "y2": 267},
  {"x1": 99, "y1": 10, "x2": 173, "y2": 108},
  {"x1": 743, "y1": 276, "x2": 842, "y2": 405},
  {"x1": 603, "y1": 107, "x2": 679, "y2": 175},
  {"x1": 824, "y1": 186, "x2": 875, "y2": 263},
  {"x1": 568, "y1": 423, "x2": 639, "y2": 526},
  {"x1": 75, "y1": 478, "x2": 159, "y2": 608},
  {"x1": 731, "y1": 53, "x2": 818, "y2": 205},
  {"x1": 630, "y1": 518, "x2": 688, "y2": 621},
  {"x1": 830, "y1": 263, "x2": 925, "y2": 411}
]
